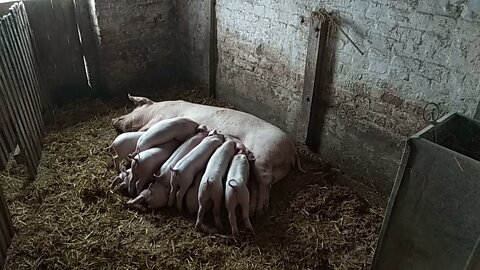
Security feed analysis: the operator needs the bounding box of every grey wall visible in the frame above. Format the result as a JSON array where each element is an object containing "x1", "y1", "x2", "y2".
[
  {"x1": 176, "y1": 0, "x2": 212, "y2": 95},
  {"x1": 214, "y1": 0, "x2": 480, "y2": 191},
  {"x1": 94, "y1": 0, "x2": 177, "y2": 93}
]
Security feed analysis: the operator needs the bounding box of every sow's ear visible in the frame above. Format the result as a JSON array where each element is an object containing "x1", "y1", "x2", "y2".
[{"x1": 128, "y1": 94, "x2": 154, "y2": 106}]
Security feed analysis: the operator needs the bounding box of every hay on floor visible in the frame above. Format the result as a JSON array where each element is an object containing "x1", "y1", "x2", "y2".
[{"x1": 0, "y1": 87, "x2": 385, "y2": 270}]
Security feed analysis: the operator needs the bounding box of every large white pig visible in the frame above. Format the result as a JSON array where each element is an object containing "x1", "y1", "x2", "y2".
[
  {"x1": 112, "y1": 95, "x2": 304, "y2": 218},
  {"x1": 108, "y1": 131, "x2": 144, "y2": 171},
  {"x1": 130, "y1": 117, "x2": 200, "y2": 157},
  {"x1": 169, "y1": 134, "x2": 224, "y2": 211},
  {"x1": 225, "y1": 154, "x2": 254, "y2": 236},
  {"x1": 130, "y1": 140, "x2": 180, "y2": 195},
  {"x1": 195, "y1": 140, "x2": 236, "y2": 230}
]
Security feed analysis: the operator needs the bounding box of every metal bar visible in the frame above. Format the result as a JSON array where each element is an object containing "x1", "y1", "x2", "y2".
[
  {"x1": 11, "y1": 5, "x2": 44, "y2": 137},
  {"x1": 0, "y1": 109, "x2": 14, "y2": 151},
  {"x1": 0, "y1": 133, "x2": 8, "y2": 167},
  {"x1": 4, "y1": 13, "x2": 42, "y2": 163},
  {"x1": 0, "y1": 17, "x2": 37, "y2": 177},
  {"x1": 9, "y1": 5, "x2": 44, "y2": 149},
  {"x1": 13, "y1": 4, "x2": 44, "y2": 122}
]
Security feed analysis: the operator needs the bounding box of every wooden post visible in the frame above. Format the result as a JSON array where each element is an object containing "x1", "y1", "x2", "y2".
[{"x1": 297, "y1": 12, "x2": 330, "y2": 146}]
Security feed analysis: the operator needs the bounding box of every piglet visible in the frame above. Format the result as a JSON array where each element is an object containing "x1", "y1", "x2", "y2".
[
  {"x1": 111, "y1": 168, "x2": 134, "y2": 197},
  {"x1": 154, "y1": 129, "x2": 209, "y2": 185},
  {"x1": 111, "y1": 168, "x2": 131, "y2": 189},
  {"x1": 224, "y1": 134, "x2": 255, "y2": 161},
  {"x1": 108, "y1": 132, "x2": 144, "y2": 171},
  {"x1": 185, "y1": 170, "x2": 205, "y2": 214},
  {"x1": 225, "y1": 153, "x2": 254, "y2": 236},
  {"x1": 195, "y1": 140, "x2": 236, "y2": 230},
  {"x1": 169, "y1": 133, "x2": 225, "y2": 211},
  {"x1": 130, "y1": 117, "x2": 202, "y2": 157},
  {"x1": 130, "y1": 140, "x2": 180, "y2": 195},
  {"x1": 127, "y1": 179, "x2": 170, "y2": 209}
]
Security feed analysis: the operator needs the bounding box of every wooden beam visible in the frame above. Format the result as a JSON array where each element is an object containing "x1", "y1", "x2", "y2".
[{"x1": 297, "y1": 12, "x2": 330, "y2": 146}]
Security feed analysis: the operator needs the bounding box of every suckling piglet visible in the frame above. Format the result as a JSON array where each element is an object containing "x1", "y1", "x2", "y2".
[
  {"x1": 127, "y1": 179, "x2": 170, "y2": 209},
  {"x1": 225, "y1": 153, "x2": 254, "y2": 236},
  {"x1": 224, "y1": 134, "x2": 255, "y2": 161},
  {"x1": 130, "y1": 140, "x2": 180, "y2": 195},
  {"x1": 195, "y1": 140, "x2": 236, "y2": 230},
  {"x1": 185, "y1": 170, "x2": 205, "y2": 214},
  {"x1": 111, "y1": 168, "x2": 131, "y2": 188},
  {"x1": 154, "y1": 129, "x2": 209, "y2": 185},
  {"x1": 130, "y1": 117, "x2": 201, "y2": 157},
  {"x1": 169, "y1": 134, "x2": 225, "y2": 211},
  {"x1": 111, "y1": 168, "x2": 135, "y2": 197},
  {"x1": 108, "y1": 132, "x2": 144, "y2": 171}
]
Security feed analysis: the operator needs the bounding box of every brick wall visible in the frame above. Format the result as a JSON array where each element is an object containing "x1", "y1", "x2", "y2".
[
  {"x1": 216, "y1": 0, "x2": 480, "y2": 191},
  {"x1": 95, "y1": 0, "x2": 177, "y2": 93}
]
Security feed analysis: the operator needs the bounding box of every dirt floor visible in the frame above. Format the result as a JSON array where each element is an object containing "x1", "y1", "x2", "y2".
[{"x1": 0, "y1": 88, "x2": 387, "y2": 270}]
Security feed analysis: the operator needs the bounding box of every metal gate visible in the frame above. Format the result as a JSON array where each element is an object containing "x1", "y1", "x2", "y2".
[
  {"x1": 0, "y1": 0, "x2": 101, "y2": 267},
  {"x1": 0, "y1": 2, "x2": 46, "y2": 179},
  {"x1": 0, "y1": 3, "x2": 45, "y2": 267}
]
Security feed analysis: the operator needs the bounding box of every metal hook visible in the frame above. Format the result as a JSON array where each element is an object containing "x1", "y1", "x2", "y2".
[{"x1": 423, "y1": 102, "x2": 440, "y2": 124}]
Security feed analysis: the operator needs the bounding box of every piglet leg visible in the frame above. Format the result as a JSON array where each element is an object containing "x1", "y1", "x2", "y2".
[
  {"x1": 213, "y1": 194, "x2": 223, "y2": 230},
  {"x1": 195, "y1": 204, "x2": 207, "y2": 230},
  {"x1": 227, "y1": 205, "x2": 239, "y2": 236},
  {"x1": 113, "y1": 155, "x2": 119, "y2": 171},
  {"x1": 168, "y1": 185, "x2": 177, "y2": 207},
  {"x1": 176, "y1": 187, "x2": 188, "y2": 212},
  {"x1": 242, "y1": 203, "x2": 255, "y2": 235},
  {"x1": 249, "y1": 176, "x2": 259, "y2": 219}
]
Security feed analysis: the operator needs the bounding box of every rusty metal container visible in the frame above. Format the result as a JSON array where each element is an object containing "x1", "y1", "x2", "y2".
[{"x1": 371, "y1": 112, "x2": 480, "y2": 270}]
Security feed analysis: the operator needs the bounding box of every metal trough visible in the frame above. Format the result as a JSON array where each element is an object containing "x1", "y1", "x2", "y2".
[{"x1": 371, "y1": 112, "x2": 480, "y2": 270}]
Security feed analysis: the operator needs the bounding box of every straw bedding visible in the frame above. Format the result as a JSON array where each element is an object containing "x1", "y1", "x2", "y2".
[{"x1": 1, "y1": 88, "x2": 386, "y2": 269}]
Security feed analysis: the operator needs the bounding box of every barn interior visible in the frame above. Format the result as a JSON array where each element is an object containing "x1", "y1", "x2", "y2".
[{"x1": 0, "y1": 0, "x2": 479, "y2": 269}]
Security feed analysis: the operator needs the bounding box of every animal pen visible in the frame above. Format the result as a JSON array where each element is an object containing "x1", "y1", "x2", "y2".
[{"x1": 0, "y1": 0, "x2": 479, "y2": 269}]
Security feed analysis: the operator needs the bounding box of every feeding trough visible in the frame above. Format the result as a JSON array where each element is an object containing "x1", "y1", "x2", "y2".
[{"x1": 371, "y1": 112, "x2": 480, "y2": 270}]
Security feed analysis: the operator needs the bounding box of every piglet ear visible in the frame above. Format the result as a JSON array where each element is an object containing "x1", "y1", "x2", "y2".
[
  {"x1": 197, "y1": 124, "x2": 208, "y2": 132},
  {"x1": 208, "y1": 129, "x2": 218, "y2": 136},
  {"x1": 128, "y1": 94, "x2": 153, "y2": 106},
  {"x1": 127, "y1": 194, "x2": 146, "y2": 205},
  {"x1": 247, "y1": 151, "x2": 256, "y2": 162}
]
